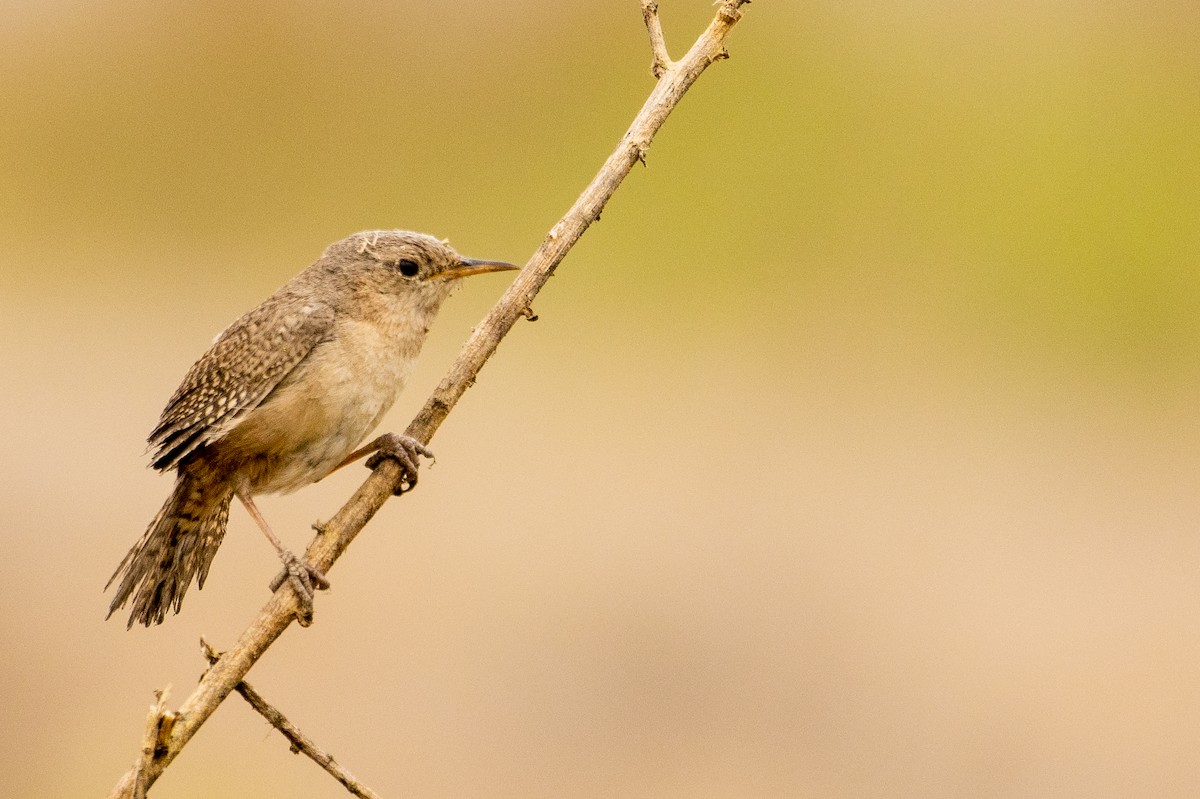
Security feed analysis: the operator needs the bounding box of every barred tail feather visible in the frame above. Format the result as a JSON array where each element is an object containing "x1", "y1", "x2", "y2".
[{"x1": 106, "y1": 475, "x2": 233, "y2": 628}]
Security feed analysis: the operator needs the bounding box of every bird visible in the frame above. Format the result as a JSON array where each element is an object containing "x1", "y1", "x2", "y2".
[{"x1": 106, "y1": 230, "x2": 517, "y2": 628}]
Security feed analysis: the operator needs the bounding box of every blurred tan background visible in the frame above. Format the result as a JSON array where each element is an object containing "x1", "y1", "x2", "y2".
[{"x1": 2, "y1": 1, "x2": 1198, "y2": 796}]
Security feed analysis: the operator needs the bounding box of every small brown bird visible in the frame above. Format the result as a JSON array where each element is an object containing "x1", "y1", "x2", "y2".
[{"x1": 107, "y1": 230, "x2": 517, "y2": 628}]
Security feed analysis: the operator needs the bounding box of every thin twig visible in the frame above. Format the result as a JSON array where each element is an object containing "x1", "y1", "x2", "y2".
[
  {"x1": 131, "y1": 687, "x2": 172, "y2": 799},
  {"x1": 107, "y1": 3, "x2": 751, "y2": 796},
  {"x1": 200, "y1": 639, "x2": 383, "y2": 799},
  {"x1": 642, "y1": 1, "x2": 674, "y2": 77}
]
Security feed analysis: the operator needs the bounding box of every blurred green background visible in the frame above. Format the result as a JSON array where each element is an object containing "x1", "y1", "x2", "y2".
[{"x1": 2, "y1": 1, "x2": 1198, "y2": 796}]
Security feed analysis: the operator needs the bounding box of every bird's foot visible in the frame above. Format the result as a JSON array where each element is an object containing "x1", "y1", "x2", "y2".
[
  {"x1": 269, "y1": 550, "x2": 330, "y2": 626},
  {"x1": 366, "y1": 433, "x2": 434, "y2": 495}
]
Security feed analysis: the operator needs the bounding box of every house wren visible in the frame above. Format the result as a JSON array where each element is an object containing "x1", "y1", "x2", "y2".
[{"x1": 106, "y1": 230, "x2": 517, "y2": 628}]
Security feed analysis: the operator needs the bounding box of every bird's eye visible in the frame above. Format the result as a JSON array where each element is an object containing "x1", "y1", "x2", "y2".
[{"x1": 397, "y1": 259, "x2": 420, "y2": 277}]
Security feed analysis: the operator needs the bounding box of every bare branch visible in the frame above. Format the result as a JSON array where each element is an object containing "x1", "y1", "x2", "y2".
[
  {"x1": 107, "y1": 3, "x2": 751, "y2": 796},
  {"x1": 402, "y1": 0, "x2": 750, "y2": 448},
  {"x1": 641, "y1": 1, "x2": 674, "y2": 78},
  {"x1": 200, "y1": 640, "x2": 383, "y2": 799},
  {"x1": 131, "y1": 687, "x2": 172, "y2": 799}
]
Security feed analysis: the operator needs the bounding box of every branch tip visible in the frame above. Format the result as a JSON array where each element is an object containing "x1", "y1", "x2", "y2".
[
  {"x1": 641, "y1": 0, "x2": 673, "y2": 78},
  {"x1": 719, "y1": 0, "x2": 749, "y2": 24},
  {"x1": 132, "y1": 686, "x2": 173, "y2": 799}
]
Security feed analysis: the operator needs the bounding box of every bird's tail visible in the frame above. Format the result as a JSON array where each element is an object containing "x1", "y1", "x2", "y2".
[{"x1": 106, "y1": 474, "x2": 233, "y2": 628}]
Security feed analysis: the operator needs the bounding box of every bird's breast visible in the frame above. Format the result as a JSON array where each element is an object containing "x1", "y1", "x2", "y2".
[{"x1": 216, "y1": 310, "x2": 433, "y2": 495}]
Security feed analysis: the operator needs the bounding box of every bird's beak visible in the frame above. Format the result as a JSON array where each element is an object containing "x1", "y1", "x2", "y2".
[{"x1": 437, "y1": 258, "x2": 520, "y2": 281}]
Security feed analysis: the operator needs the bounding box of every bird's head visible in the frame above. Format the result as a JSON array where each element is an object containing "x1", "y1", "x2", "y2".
[{"x1": 318, "y1": 230, "x2": 518, "y2": 309}]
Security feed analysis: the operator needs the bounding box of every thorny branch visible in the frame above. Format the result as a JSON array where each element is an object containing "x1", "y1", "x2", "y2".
[
  {"x1": 107, "y1": 2, "x2": 751, "y2": 796},
  {"x1": 200, "y1": 639, "x2": 382, "y2": 799}
]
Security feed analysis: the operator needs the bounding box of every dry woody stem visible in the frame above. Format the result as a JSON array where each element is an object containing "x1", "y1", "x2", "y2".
[
  {"x1": 131, "y1": 687, "x2": 172, "y2": 799},
  {"x1": 106, "y1": 3, "x2": 750, "y2": 796},
  {"x1": 200, "y1": 639, "x2": 382, "y2": 799},
  {"x1": 642, "y1": 1, "x2": 675, "y2": 77}
]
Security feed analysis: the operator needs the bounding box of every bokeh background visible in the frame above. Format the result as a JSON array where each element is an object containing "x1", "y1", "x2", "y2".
[{"x1": 2, "y1": 1, "x2": 1198, "y2": 796}]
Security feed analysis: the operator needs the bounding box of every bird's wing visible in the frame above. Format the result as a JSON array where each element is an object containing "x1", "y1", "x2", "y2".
[{"x1": 147, "y1": 298, "x2": 336, "y2": 471}]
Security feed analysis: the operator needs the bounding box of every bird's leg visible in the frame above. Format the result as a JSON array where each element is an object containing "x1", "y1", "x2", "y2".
[
  {"x1": 235, "y1": 484, "x2": 330, "y2": 626},
  {"x1": 326, "y1": 433, "x2": 434, "y2": 495}
]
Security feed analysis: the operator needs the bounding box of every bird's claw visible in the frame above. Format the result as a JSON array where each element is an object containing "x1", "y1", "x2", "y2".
[
  {"x1": 366, "y1": 433, "x2": 434, "y2": 495},
  {"x1": 270, "y1": 550, "x2": 330, "y2": 626}
]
